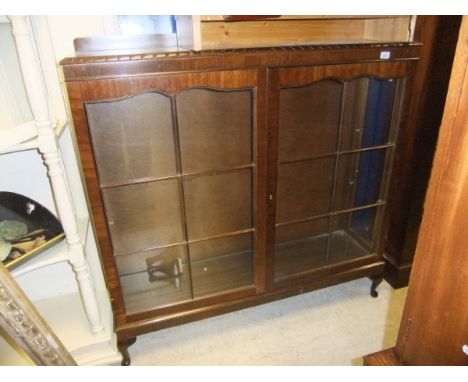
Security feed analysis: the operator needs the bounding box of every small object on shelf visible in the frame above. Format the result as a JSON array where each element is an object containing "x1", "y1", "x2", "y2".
[
  {"x1": 0, "y1": 192, "x2": 64, "y2": 270},
  {"x1": 146, "y1": 255, "x2": 184, "y2": 290},
  {"x1": 0, "y1": 220, "x2": 28, "y2": 240}
]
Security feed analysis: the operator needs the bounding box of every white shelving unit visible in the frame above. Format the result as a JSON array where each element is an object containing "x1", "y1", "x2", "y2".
[
  {"x1": 0, "y1": 16, "x2": 121, "y2": 365},
  {"x1": 10, "y1": 216, "x2": 88, "y2": 278}
]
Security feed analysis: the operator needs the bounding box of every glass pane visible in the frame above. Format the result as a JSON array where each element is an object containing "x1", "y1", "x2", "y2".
[
  {"x1": 276, "y1": 158, "x2": 335, "y2": 224},
  {"x1": 334, "y1": 150, "x2": 387, "y2": 211},
  {"x1": 115, "y1": 245, "x2": 186, "y2": 276},
  {"x1": 341, "y1": 78, "x2": 397, "y2": 150},
  {"x1": 102, "y1": 180, "x2": 184, "y2": 255},
  {"x1": 329, "y1": 208, "x2": 377, "y2": 265},
  {"x1": 177, "y1": 89, "x2": 253, "y2": 173},
  {"x1": 117, "y1": 245, "x2": 191, "y2": 314},
  {"x1": 86, "y1": 92, "x2": 177, "y2": 185},
  {"x1": 190, "y1": 233, "x2": 254, "y2": 298},
  {"x1": 274, "y1": 217, "x2": 329, "y2": 280},
  {"x1": 278, "y1": 80, "x2": 342, "y2": 161},
  {"x1": 190, "y1": 232, "x2": 252, "y2": 262},
  {"x1": 184, "y1": 169, "x2": 253, "y2": 240},
  {"x1": 349, "y1": 207, "x2": 378, "y2": 245},
  {"x1": 118, "y1": 15, "x2": 177, "y2": 35}
]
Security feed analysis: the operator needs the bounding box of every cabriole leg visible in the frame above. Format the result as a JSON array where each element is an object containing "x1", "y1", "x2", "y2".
[
  {"x1": 118, "y1": 337, "x2": 137, "y2": 366},
  {"x1": 370, "y1": 275, "x2": 384, "y2": 298}
]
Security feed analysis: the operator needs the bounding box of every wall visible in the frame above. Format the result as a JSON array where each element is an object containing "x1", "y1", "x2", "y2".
[{"x1": 47, "y1": 16, "x2": 119, "y2": 60}]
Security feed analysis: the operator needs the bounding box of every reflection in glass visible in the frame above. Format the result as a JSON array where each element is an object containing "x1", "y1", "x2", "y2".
[
  {"x1": 177, "y1": 89, "x2": 253, "y2": 173},
  {"x1": 274, "y1": 76, "x2": 400, "y2": 280},
  {"x1": 120, "y1": 271, "x2": 192, "y2": 315},
  {"x1": 117, "y1": 15, "x2": 177, "y2": 35},
  {"x1": 329, "y1": 209, "x2": 377, "y2": 265},
  {"x1": 190, "y1": 233, "x2": 254, "y2": 298},
  {"x1": 116, "y1": 245, "x2": 192, "y2": 314},
  {"x1": 184, "y1": 169, "x2": 253, "y2": 240},
  {"x1": 276, "y1": 158, "x2": 335, "y2": 223},
  {"x1": 102, "y1": 180, "x2": 184, "y2": 255},
  {"x1": 341, "y1": 78, "x2": 397, "y2": 150},
  {"x1": 352, "y1": 150, "x2": 386, "y2": 207},
  {"x1": 350, "y1": 207, "x2": 378, "y2": 245},
  {"x1": 86, "y1": 92, "x2": 177, "y2": 185},
  {"x1": 279, "y1": 80, "x2": 342, "y2": 161},
  {"x1": 274, "y1": 218, "x2": 329, "y2": 280},
  {"x1": 360, "y1": 79, "x2": 396, "y2": 147},
  {"x1": 335, "y1": 150, "x2": 386, "y2": 211}
]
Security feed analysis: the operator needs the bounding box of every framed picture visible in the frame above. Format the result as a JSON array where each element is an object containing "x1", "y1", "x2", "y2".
[{"x1": 0, "y1": 192, "x2": 65, "y2": 270}]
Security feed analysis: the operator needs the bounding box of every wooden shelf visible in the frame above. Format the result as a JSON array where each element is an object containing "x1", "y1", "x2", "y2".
[
  {"x1": 33, "y1": 291, "x2": 121, "y2": 365},
  {"x1": 179, "y1": 15, "x2": 414, "y2": 51},
  {"x1": 0, "y1": 120, "x2": 67, "y2": 155},
  {"x1": 200, "y1": 16, "x2": 407, "y2": 22}
]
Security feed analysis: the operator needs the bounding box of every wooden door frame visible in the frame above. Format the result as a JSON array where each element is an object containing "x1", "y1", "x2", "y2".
[
  {"x1": 265, "y1": 61, "x2": 411, "y2": 290},
  {"x1": 364, "y1": 16, "x2": 468, "y2": 366},
  {"x1": 67, "y1": 69, "x2": 268, "y2": 328}
]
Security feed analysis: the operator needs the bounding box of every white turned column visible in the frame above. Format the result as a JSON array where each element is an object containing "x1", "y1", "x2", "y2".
[{"x1": 9, "y1": 16, "x2": 104, "y2": 335}]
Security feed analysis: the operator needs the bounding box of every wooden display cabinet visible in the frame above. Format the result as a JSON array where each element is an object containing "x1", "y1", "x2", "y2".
[{"x1": 61, "y1": 41, "x2": 419, "y2": 365}]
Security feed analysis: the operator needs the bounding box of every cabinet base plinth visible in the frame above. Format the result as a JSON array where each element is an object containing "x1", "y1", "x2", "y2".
[
  {"x1": 363, "y1": 347, "x2": 402, "y2": 366},
  {"x1": 383, "y1": 258, "x2": 412, "y2": 289}
]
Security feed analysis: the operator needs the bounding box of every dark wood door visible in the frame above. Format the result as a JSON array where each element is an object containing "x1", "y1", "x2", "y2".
[
  {"x1": 67, "y1": 69, "x2": 267, "y2": 323},
  {"x1": 266, "y1": 62, "x2": 409, "y2": 289}
]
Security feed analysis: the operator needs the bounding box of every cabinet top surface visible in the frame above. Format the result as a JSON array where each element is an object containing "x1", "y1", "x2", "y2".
[{"x1": 60, "y1": 42, "x2": 421, "y2": 81}]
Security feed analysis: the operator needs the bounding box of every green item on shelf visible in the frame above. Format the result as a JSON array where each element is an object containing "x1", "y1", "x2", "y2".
[
  {"x1": 0, "y1": 239, "x2": 12, "y2": 262},
  {"x1": 0, "y1": 220, "x2": 28, "y2": 241}
]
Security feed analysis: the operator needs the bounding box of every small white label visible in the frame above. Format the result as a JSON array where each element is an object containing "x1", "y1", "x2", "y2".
[{"x1": 380, "y1": 51, "x2": 391, "y2": 60}]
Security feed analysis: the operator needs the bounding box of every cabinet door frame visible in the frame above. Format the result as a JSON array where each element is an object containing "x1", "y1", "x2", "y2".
[
  {"x1": 266, "y1": 62, "x2": 409, "y2": 290},
  {"x1": 67, "y1": 69, "x2": 268, "y2": 325}
]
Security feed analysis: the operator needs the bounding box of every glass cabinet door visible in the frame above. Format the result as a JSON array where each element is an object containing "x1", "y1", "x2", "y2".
[
  {"x1": 85, "y1": 71, "x2": 261, "y2": 315},
  {"x1": 269, "y1": 64, "x2": 406, "y2": 283},
  {"x1": 177, "y1": 88, "x2": 255, "y2": 299}
]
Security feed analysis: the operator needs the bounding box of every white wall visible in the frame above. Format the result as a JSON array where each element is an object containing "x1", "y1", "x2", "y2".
[
  {"x1": 0, "y1": 22, "x2": 32, "y2": 131},
  {"x1": 47, "y1": 16, "x2": 119, "y2": 60}
]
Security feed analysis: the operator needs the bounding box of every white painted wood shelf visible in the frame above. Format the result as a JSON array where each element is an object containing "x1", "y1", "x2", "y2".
[
  {"x1": 11, "y1": 216, "x2": 88, "y2": 278},
  {"x1": 0, "y1": 120, "x2": 67, "y2": 155},
  {"x1": 34, "y1": 291, "x2": 119, "y2": 365}
]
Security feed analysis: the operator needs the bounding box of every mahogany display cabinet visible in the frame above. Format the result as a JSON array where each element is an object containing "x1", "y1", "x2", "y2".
[{"x1": 61, "y1": 42, "x2": 420, "y2": 365}]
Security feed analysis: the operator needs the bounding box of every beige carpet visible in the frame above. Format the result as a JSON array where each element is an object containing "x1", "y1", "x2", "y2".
[{"x1": 128, "y1": 278, "x2": 407, "y2": 365}]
